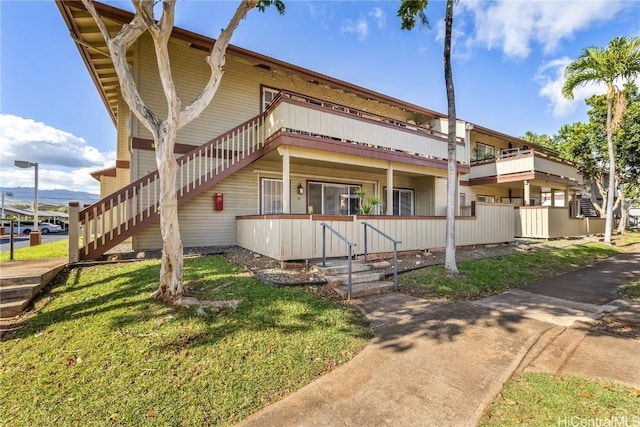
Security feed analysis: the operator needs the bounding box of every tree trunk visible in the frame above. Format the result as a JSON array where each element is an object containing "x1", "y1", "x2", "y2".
[
  {"x1": 152, "y1": 126, "x2": 183, "y2": 302},
  {"x1": 82, "y1": 0, "x2": 264, "y2": 304},
  {"x1": 604, "y1": 86, "x2": 616, "y2": 243},
  {"x1": 616, "y1": 193, "x2": 627, "y2": 234},
  {"x1": 443, "y1": 0, "x2": 459, "y2": 275}
]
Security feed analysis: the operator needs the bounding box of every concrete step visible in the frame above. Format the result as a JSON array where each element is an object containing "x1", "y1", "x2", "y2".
[
  {"x1": 315, "y1": 261, "x2": 372, "y2": 276},
  {"x1": 333, "y1": 281, "x2": 396, "y2": 299},
  {"x1": 0, "y1": 283, "x2": 40, "y2": 300},
  {"x1": 0, "y1": 298, "x2": 30, "y2": 319},
  {"x1": 327, "y1": 271, "x2": 385, "y2": 287},
  {"x1": 0, "y1": 275, "x2": 42, "y2": 287}
]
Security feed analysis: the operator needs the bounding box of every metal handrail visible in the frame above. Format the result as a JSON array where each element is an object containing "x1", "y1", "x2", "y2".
[
  {"x1": 321, "y1": 222, "x2": 356, "y2": 300},
  {"x1": 362, "y1": 222, "x2": 402, "y2": 292}
]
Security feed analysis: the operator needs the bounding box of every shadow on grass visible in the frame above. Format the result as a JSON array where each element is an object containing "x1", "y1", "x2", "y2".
[{"x1": 10, "y1": 257, "x2": 371, "y2": 355}]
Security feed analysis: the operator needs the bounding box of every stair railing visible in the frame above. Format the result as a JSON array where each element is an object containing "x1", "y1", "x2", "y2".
[
  {"x1": 362, "y1": 222, "x2": 401, "y2": 292},
  {"x1": 72, "y1": 111, "x2": 269, "y2": 260},
  {"x1": 321, "y1": 222, "x2": 356, "y2": 300}
]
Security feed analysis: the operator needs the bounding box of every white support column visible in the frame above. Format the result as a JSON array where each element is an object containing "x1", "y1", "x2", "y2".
[
  {"x1": 524, "y1": 180, "x2": 531, "y2": 206},
  {"x1": 386, "y1": 163, "x2": 394, "y2": 215},
  {"x1": 282, "y1": 147, "x2": 290, "y2": 214}
]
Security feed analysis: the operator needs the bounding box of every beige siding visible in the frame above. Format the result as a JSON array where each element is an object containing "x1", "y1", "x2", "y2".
[
  {"x1": 469, "y1": 155, "x2": 581, "y2": 183},
  {"x1": 429, "y1": 118, "x2": 467, "y2": 140},
  {"x1": 237, "y1": 203, "x2": 515, "y2": 260},
  {"x1": 515, "y1": 207, "x2": 605, "y2": 238},
  {"x1": 470, "y1": 130, "x2": 512, "y2": 153},
  {"x1": 100, "y1": 175, "x2": 118, "y2": 199},
  {"x1": 133, "y1": 34, "x2": 437, "y2": 149},
  {"x1": 414, "y1": 176, "x2": 435, "y2": 216},
  {"x1": 266, "y1": 102, "x2": 464, "y2": 161},
  {"x1": 433, "y1": 177, "x2": 448, "y2": 215},
  {"x1": 134, "y1": 166, "x2": 259, "y2": 250},
  {"x1": 132, "y1": 157, "x2": 425, "y2": 250}
]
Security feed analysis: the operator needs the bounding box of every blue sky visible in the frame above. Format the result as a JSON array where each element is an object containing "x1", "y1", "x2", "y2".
[{"x1": 1, "y1": 0, "x2": 639, "y2": 195}]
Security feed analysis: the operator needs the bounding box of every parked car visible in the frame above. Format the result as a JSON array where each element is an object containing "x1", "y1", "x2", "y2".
[{"x1": 7, "y1": 222, "x2": 63, "y2": 235}]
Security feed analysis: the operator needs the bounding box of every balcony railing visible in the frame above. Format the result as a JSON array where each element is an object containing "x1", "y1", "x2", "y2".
[
  {"x1": 266, "y1": 91, "x2": 469, "y2": 164},
  {"x1": 236, "y1": 203, "x2": 514, "y2": 261},
  {"x1": 469, "y1": 149, "x2": 581, "y2": 182}
]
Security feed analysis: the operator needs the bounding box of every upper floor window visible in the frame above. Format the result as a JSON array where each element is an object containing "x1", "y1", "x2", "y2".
[
  {"x1": 262, "y1": 87, "x2": 279, "y2": 112},
  {"x1": 473, "y1": 142, "x2": 495, "y2": 161}
]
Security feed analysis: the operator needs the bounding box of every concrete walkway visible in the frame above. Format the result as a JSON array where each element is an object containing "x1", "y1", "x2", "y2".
[{"x1": 240, "y1": 250, "x2": 640, "y2": 427}]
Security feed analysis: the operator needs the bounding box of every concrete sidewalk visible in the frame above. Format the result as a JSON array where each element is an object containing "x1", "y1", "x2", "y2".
[{"x1": 240, "y1": 250, "x2": 640, "y2": 427}]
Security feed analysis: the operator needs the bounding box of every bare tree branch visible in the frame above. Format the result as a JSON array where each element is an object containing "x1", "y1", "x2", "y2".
[
  {"x1": 159, "y1": 0, "x2": 176, "y2": 35},
  {"x1": 132, "y1": 0, "x2": 159, "y2": 36},
  {"x1": 82, "y1": 0, "x2": 159, "y2": 134},
  {"x1": 179, "y1": 0, "x2": 259, "y2": 129},
  {"x1": 133, "y1": 0, "x2": 181, "y2": 134}
]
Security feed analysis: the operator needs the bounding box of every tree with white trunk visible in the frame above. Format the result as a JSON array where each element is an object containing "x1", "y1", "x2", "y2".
[
  {"x1": 82, "y1": 0, "x2": 284, "y2": 303},
  {"x1": 398, "y1": 0, "x2": 460, "y2": 276}
]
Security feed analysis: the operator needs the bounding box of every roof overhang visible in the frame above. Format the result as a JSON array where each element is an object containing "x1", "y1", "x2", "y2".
[
  {"x1": 56, "y1": 0, "x2": 447, "y2": 129},
  {"x1": 90, "y1": 166, "x2": 117, "y2": 181}
]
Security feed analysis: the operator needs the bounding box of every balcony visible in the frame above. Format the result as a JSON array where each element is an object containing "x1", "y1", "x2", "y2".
[
  {"x1": 264, "y1": 91, "x2": 469, "y2": 164},
  {"x1": 469, "y1": 149, "x2": 581, "y2": 183}
]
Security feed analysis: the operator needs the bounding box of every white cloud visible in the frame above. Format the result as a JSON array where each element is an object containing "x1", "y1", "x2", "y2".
[
  {"x1": 341, "y1": 6, "x2": 387, "y2": 41},
  {"x1": 0, "y1": 114, "x2": 115, "y2": 193},
  {"x1": 534, "y1": 57, "x2": 605, "y2": 117},
  {"x1": 459, "y1": 0, "x2": 625, "y2": 59},
  {"x1": 535, "y1": 57, "x2": 640, "y2": 118},
  {"x1": 369, "y1": 7, "x2": 385, "y2": 29},
  {"x1": 341, "y1": 17, "x2": 369, "y2": 41}
]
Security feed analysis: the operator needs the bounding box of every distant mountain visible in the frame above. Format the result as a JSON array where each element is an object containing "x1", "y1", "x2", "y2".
[{"x1": 1, "y1": 187, "x2": 99, "y2": 207}]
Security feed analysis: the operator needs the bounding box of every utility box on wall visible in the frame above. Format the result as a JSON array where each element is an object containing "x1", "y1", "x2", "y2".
[{"x1": 214, "y1": 193, "x2": 224, "y2": 211}]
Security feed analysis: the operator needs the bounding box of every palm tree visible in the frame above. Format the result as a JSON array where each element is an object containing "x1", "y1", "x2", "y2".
[
  {"x1": 562, "y1": 36, "x2": 640, "y2": 243},
  {"x1": 399, "y1": 0, "x2": 460, "y2": 275}
]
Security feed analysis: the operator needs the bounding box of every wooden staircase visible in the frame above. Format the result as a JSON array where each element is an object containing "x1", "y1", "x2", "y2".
[
  {"x1": 316, "y1": 260, "x2": 395, "y2": 299},
  {"x1": 72, "y1": 112, "x2": 273, "y2": 261}
]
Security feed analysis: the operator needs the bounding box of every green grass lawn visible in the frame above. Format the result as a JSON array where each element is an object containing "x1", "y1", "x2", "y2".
[
  {"x1": 400, "y1": 243, "x2": 621, "y2": 301},
  {"x1": 0, "y1": 238, "x2": 68, "y2": 262},
  {"x1": 0, "y1": 256, "x2": 370, "y2": 426},
  {"x1": 481, "y1": 373, "x2": 640, "y2": 426}
]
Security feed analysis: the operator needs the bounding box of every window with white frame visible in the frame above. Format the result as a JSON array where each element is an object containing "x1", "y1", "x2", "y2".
[
  {"x1": 261, "y1": 178, "x2": 283, "y2": 214},
  {"x1": 477, "y1": 195, "x2": 495, "y2": 203},
  {"x1": 474, "y1": 142, "x2": 495, "y2": 161},
  {"x1": 307, "y1": 182, "x2": 360, "y2": 215},
  {"x1": 459, "y1": 192, "x2": 466, "y2": 207},
  {"x1": 262, "y1": 87, "x2": 279, "y2": 112},
  {"x1": 383, "y1": 188, "x2": 415, "y2": 216}
]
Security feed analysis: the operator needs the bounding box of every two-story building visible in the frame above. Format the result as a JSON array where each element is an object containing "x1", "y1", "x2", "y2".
[{"x1": 58, "y1": 1, "x2": 602, "y2": 262}]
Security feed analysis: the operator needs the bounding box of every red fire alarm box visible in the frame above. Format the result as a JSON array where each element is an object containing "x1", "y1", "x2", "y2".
[{"x1": 214, "y1": 193, "x2": 224, "y2": 211}]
